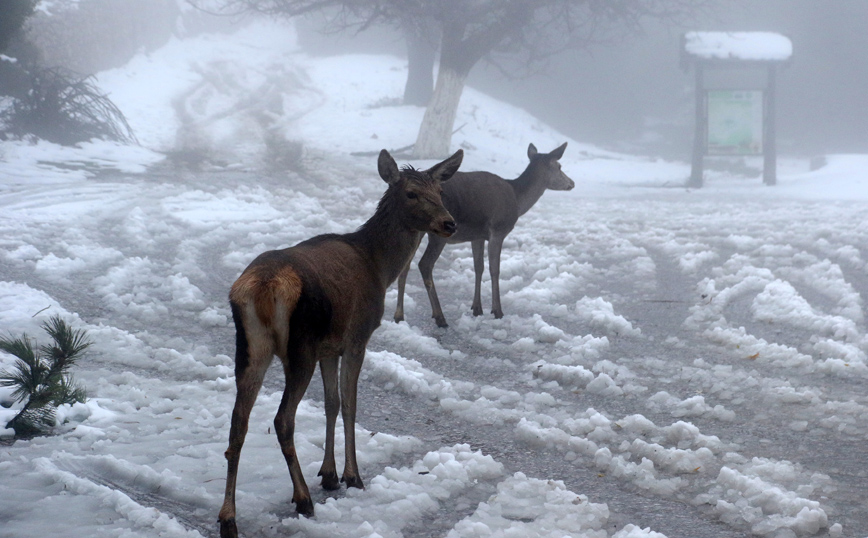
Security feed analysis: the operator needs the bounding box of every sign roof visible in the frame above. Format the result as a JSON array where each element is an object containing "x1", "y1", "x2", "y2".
[{"x1": 684, "y1": 32, "x2": 793, "y2": 62}]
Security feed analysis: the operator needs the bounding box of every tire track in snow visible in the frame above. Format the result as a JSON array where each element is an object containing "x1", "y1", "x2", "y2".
[
  {"x1": 34, "y1": 455, "x2": 213, "y2": 537},
  {"x1": 361, "y1": 222, "x2": 845, "y2": 537}
]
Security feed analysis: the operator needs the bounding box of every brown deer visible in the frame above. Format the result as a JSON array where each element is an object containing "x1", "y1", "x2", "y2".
[
  {"x1": 218, "y1": 149, "x2": 462, "y2": 538},
  {"x1": 394, "y1": 142, "x2": 574, "y2": 328}
]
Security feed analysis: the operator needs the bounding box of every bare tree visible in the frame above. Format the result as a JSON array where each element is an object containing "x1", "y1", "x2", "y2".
[
  {"x1": 0, "y1": 0, "x2": 34, "y2": 54},
  {"x1": 195, "y1": 0, "x2": 713, "y2": 157},
  {"x1": 408, "y1": 0, "x2": 715, "y2": 158},
  {"x1": 399, "y1": 13, "x2": 437, "y2": 106},
  {"x1": 195, "y1": 0, "x2": 437, "y2": 105}
]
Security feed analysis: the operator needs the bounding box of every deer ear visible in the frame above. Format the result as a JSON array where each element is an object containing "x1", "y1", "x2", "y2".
[
  {"x1": 549, "y1": 142, "x2": 567, "y2": 160},
  {"x1": 527, "y1": 143, "x2": 538, "y2": 159},
  {"x1": 378, "y1": 149, "x2": 401, "y2": 184},
  {"x1": 427, "y1": 149, "x2": 463, "y2": 183}
]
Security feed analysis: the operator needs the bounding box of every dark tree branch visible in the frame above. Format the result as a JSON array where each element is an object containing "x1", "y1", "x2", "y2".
[{"x1": 195, "y1": 0, "x2": 717, "y2": 78}]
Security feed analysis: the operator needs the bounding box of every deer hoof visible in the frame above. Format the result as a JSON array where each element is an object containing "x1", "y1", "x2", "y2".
[
  {"x1": 434, "y1": 317, "x2": 449, "y2": 328},
  {"x1": 295, "y1": 497, "x2": 315, "y2": 517},
  {"x1": 342, "y1": 474, "x2": 365, "y2": 489},
  {"x1": 471, "y1": 306, "x2": 483, "y2": 317},
  {"x1": 319, "y1": 470, "x2": 340, "y2": 491},
  {"x1": 219, "y1": 518, "x2": 238, "y2": 538},
  {"x1": 492, "y1": 310, "x2": 504, "y2": 319}
]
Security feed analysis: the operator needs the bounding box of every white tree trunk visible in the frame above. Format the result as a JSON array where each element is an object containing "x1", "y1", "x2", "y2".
[{"x1": 412, "y1": 65, "x2": 467, "y2": 159}]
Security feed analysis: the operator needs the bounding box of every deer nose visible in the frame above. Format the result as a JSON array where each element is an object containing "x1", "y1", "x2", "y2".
[{"x1": 443, "y1": 220, "x2": 457, "y2": 235}]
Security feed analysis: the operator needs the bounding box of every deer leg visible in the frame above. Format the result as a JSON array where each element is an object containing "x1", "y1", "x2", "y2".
[
  {"x1": 394, "y1": 233, "x2": 423, "y2": 323},
  {"x1": 317, "y1": 354, "x2": 341, "y2": 490},
  {"x1": 471, "y1": 239, "x2": 485, "y2": 316},
  {"x1": 274, "y1": 353, "x2": 318, "y2": 517},
  {"x1": 339, "y1": 344, "x2": 367, "y2": 488},
  {"x1": 394, "y1": 260, "x2": 410, "y2": 323},
  {"x1": 219, "y1": 314, "x2": 272, "y2": 538},
  {"x1": 418, "y1": 235, "x2": 449, "y2": 327},
  {"x1": 488, "y1": 234, "x2": 506, "y2": 319}
]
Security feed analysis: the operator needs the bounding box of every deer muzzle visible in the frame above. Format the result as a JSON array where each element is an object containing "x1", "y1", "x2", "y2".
[
  {"x1": 437, "y1": 219, "x2": 457, "y2": 237},
  {"x1": 556, "y1": 174, "x2": 576, "y2": 191}
]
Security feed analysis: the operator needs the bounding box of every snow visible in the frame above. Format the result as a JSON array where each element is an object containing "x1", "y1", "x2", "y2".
[
  {"x1": 684, "y1": 31, "x2": 793, "y2": 62},
  {"x1": 1, "y1": 17, "x2": 867, "y2": 538}
]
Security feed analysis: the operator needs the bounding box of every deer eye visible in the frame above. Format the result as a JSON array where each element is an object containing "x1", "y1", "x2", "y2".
[{"x1": 406, "y1": 192, "x2": 418, "y2": 200}]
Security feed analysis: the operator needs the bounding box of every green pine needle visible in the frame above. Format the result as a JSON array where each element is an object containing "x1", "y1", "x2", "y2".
[
  {"x1": 53, "y1": 375, "x2": 87, "y2": 406},
  {"x1": 40, "y1": 315, "x2": 92, "y2": 370},
  {"x1": 0, "y1": 334, "x2": 37, "y2": 365},
  {"x1": 1, "y1": 362, "x2": 42, "y2": 403}
]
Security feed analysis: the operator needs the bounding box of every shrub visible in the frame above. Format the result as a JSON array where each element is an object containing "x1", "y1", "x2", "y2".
[
  {"x1": 0, "y1": 65, "x2": 136, "y2": 145},
  {"x1": 0, "y1": 315, "x2": 90, "y2": 437}
]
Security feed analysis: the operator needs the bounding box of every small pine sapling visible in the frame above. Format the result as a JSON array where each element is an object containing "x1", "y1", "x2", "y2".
[{"x1": 0, "y1": 315, "x2": 90, "y2": 437}]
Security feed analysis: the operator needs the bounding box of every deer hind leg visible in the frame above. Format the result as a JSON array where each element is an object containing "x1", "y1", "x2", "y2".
[
  {"x1": 339, "y1": 343, "x2": 367, "y2": 489},
  {"x1": 274, "y1": 348, "x2": 318, "y2": 516},
  {"x1": 317, "y1": 354, "x2": 341, "y2": 490},
  {"x1": 219, "y1": 304, "x2": 273, "y2": 538},
  {"x1": 418, "y1": 235, "x2": 449, "y2": 327},
  {"x1": 471, "y1": 239, "x2": 486, "y2": 317},
  {"x1": 487, "y1": 234, "x2": 506, "y2": 319}
]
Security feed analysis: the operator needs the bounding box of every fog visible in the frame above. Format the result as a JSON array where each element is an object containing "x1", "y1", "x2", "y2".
[
  {"x1": 5, "y1": 5, "x2": 868, "y2": 537},
  {"x1": 297, "y1": 0, "x2": 868, "y2": 159},
  {"x1": 23, "y1": 1, "x2": 867, "y2": 159}
]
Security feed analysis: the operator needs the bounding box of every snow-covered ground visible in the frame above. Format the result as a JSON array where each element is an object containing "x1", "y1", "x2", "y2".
[{"x1": 2, "y1": 19, "x2": 868, "y2": 538}]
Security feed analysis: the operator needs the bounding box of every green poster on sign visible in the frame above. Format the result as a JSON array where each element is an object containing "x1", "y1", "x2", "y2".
[{"x1": 707, "y1": 90, "x2": 763, "y2": 155}]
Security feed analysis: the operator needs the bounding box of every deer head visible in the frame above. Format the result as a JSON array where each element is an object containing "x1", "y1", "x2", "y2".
[
  {"x1": 527, "y1": 142, "x2": 574, "y2": 191},
  {"x1": 378, "y1": 149, "x2": 462, "y2": 237}
]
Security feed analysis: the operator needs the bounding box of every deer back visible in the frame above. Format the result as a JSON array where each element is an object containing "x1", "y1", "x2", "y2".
[
  {"x1": 442, "y1": 171, "x2": 519, "y2": 242},
  {"x1": 289, "y1": 237, "x2": 389, "y2": 345}
]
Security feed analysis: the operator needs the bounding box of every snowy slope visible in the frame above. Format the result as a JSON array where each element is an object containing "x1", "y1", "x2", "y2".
[{"x1": 1, "y1": 18, "x2": 867, "y2": 538}]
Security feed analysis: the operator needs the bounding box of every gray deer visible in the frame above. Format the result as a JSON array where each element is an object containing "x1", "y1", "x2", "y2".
[
  {"x1": 394, "y1": 142, "x2": 574, "y2": 328},
  {"x1": 218, "y1": 149, "x2": 462, "y2": 537}
]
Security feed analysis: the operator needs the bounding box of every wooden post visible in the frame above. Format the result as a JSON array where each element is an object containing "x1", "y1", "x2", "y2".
[
  {"x1": 689, "y1": 64, "x2": 705, "y2": 188},
  {"x1": 763, "y1": 64, "x2": 777, "y2": 186}
]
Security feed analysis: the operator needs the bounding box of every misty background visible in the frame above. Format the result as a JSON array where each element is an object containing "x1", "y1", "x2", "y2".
[
  {"x1": 21, "y1": 0, "x2": 868, "y2": 160},
  {"x1": 5, "y1": 3, "x2": 868, "y2": 536}
]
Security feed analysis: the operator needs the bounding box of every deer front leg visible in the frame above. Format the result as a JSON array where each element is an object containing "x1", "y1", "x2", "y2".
[
  {"x1": 488, "y1": 234, "x2": 506, "y2": 319},
  {"x1": 394, "y1": 260, "x2": 411, "y2": 323},
  {"x1": 418, "y1": 235, "x2": 449, "y2": 327},
  {"x1": 318, "y1": 355, "x2": 341, "y2": 490},
  {"x1": 394, "y1": 233, "x2": 423, "y2": 323},
  {"x1": 275, "y1": 354, "x2": 318, "y2": 517},
  {"x1": 471, "y1": 239, "x2": 485, "y2": 316},
  {"x1": 339, "y1": 344, "x2": 367, "y2": 488}
]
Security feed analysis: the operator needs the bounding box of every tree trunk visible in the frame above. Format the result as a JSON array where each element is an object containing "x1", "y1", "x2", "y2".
[
  {"x1": 402, "y1": 23, "x2": 436, "y2": 107},
  {"x1": 412, "y1": 62, "x2": 467, "y2": 159}
]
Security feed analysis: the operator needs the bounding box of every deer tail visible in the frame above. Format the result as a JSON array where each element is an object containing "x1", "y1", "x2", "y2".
[{"x1": 230, "y1": 266, "x2": 303, "y2": 369}]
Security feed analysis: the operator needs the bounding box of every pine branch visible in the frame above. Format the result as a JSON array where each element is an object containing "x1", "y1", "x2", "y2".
[{"x1": 6, "y1": 404, "x2": 56, "y2": 437}]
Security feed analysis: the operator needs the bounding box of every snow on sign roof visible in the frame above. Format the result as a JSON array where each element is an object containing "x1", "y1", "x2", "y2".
[{"x1": 684, "y1": 31, "x2": 793, "y2": 62}]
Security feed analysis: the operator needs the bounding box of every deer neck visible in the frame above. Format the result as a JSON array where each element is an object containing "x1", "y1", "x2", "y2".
[
  {"x1": 510, "y1": 168, "x2": 549, "y2": 217},
  {"x1": 350, "y1": 211, "x2": 420, "y2": 288}
]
